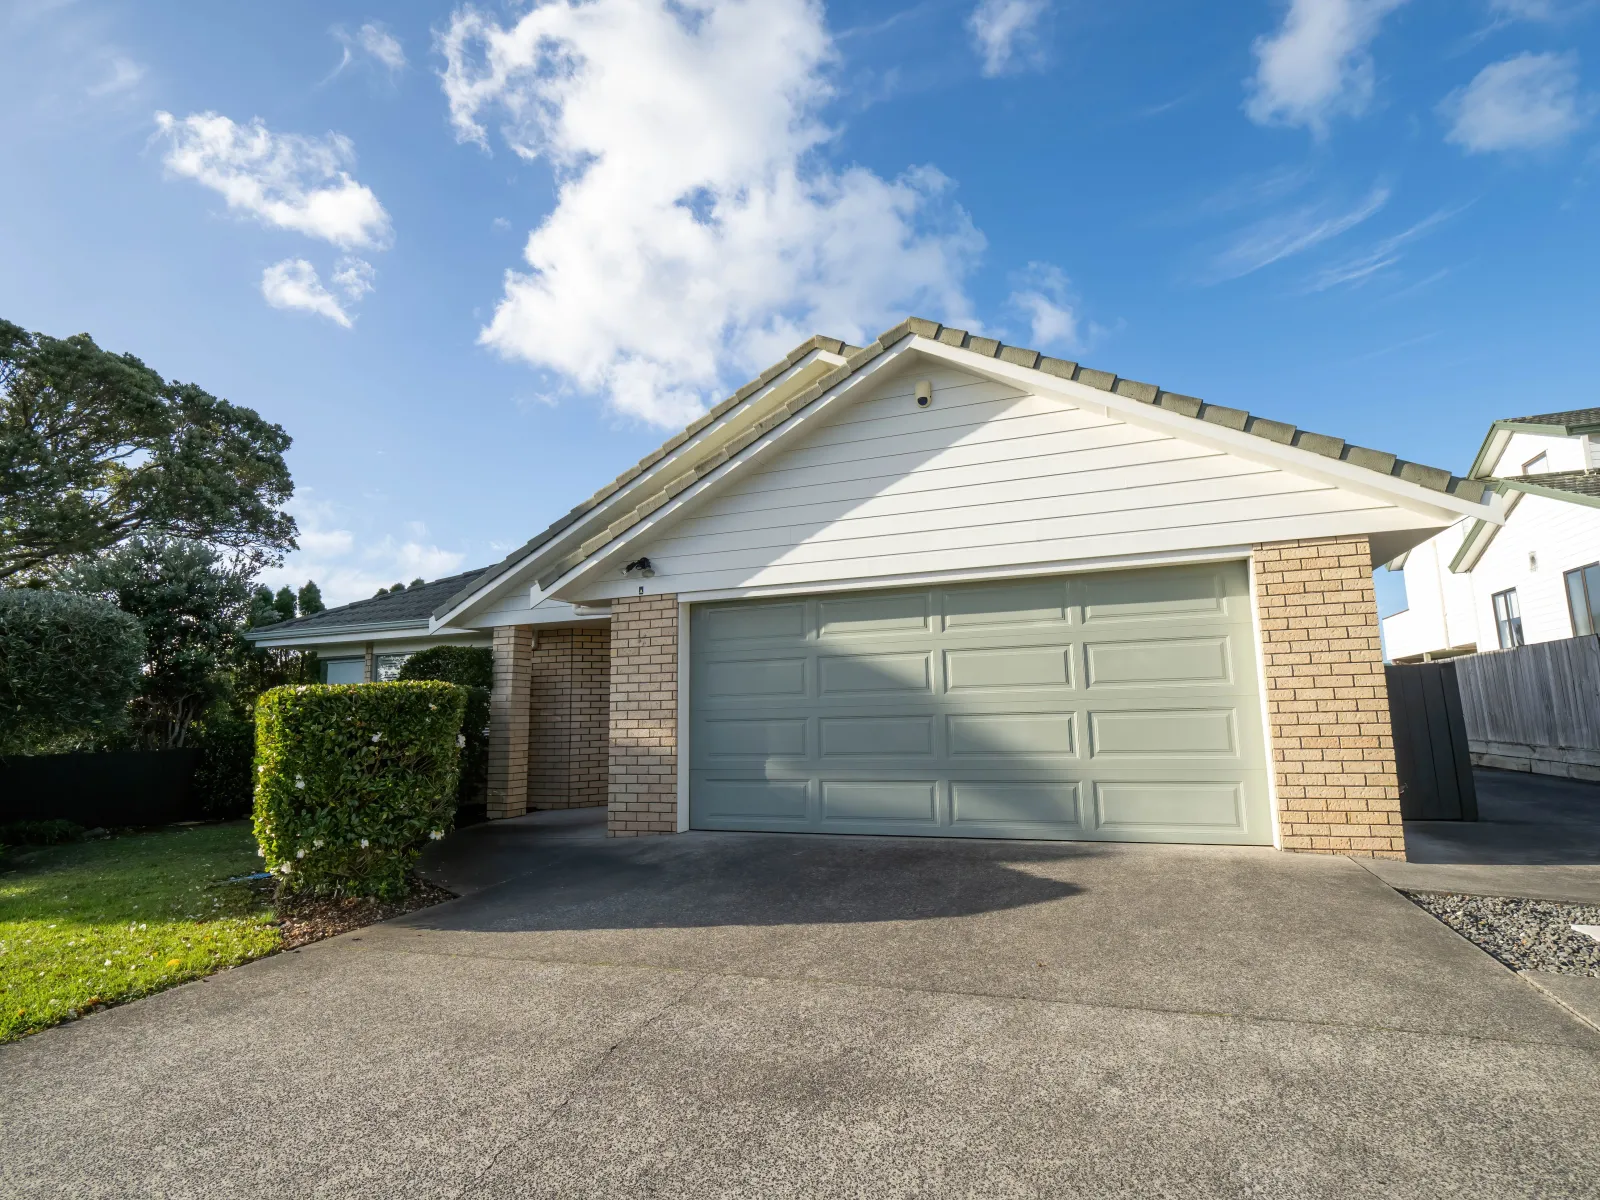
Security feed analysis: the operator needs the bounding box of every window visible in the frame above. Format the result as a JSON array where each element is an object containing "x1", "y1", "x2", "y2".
[
  {"x1": 1522, "y1": 451, "x2": 1548, "y2": 476},
  {"x1": 1565, "y1": 563, "x2": 1600, "y2": 636},
  {"x1": 322, "y1": 658, "x2": 365, "y2": 684},
  {"x1": 1492, "y1": 589, "x2": 1525, "y2": 649},
  {"x1": 375, "y1": 653, "x2": 412, "y2": 682}
]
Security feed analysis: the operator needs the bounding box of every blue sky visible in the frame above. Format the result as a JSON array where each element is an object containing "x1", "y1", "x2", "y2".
[{"x1": 2, "y1": 0, "x2": 1596, "y2": 611}]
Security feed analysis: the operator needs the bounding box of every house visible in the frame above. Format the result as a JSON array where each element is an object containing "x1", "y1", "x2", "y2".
[
  {"x1": 259, "y1": 318, "x2": 1501, "y2": 859},
  {"x1": 245, "y1": 569, "x2": 491, "y2": 682},
  {"x1": 1382, "y1": 409, "x2": 1600, "y2": 663}
]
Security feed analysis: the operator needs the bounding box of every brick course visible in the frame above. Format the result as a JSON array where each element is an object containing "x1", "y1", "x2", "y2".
[
  {"x1": 607, "y1": 594, "x2": 679, "y2": 837},
  {"x1": 486, "y1": 625, "x2": 534, "y2": 820},
  {"x1": 1252, "y1": 537, "x2": 1406, "y2": 859},
  {"x1": 528, "y1": 626, "x2": 611, "y2": 809}
]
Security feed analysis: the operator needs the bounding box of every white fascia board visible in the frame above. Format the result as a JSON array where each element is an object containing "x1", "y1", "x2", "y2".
[
  {"x1": 432, "y1": 348, "x2": 845, "y2": 629},
  {"x1": 916, "y1": 340, "x2": 1499, "y2": 526},
  {"x1": 545, "y1": 341, "x2": 912, "y2": 601},
  {"x1": 1450, "y1": 490, "x2": 1523, "y2": 573},
  {"x1": 667, "y1": 545, "x2": 1255, "y2": 604},
  {"x1": 248, "y1": 624, "x2": 489, "y2": 651}
]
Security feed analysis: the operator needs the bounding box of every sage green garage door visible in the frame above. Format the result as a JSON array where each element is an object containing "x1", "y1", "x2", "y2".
[{"x1": 688, "y1": 562, "x2": 1273, "y2": 844}]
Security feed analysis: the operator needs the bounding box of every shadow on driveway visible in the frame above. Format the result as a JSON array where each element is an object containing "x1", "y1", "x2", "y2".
[{"x1": 1405, "y1": 768, "x2": 1600, "y2": 866}]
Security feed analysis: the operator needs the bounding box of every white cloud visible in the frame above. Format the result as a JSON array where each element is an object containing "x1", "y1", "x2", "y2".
[
  {"x1": 1301, "y1": 207, "x2": 1456, "y2": 291},
  {"x1": 331, "y1": 21, "x2": 407, "y2": 77},
  {"x1": 259, "y1": 500, "x2": 466, "y2": 606},
  {"x1": 1204, "y1": 185, "x2": 1390, "y2": 283},
  {"x1": 1487, "y1": 0, "x2": 1590, "y2": 20},
  {"x1": 331, "y1": 256, "x2": 376, "y2": 300},
  {"x1": 154, "y1": 111, "x2": 392, "y2": 249},
  {"x1": 1245, "y1": 0, "x2": 1410, "y2": 135},
  {"x1": 87, "y1": 56, "x2": 144, "y2": 98},
  {"x1": 1007, "y1": 263, "x2": 1087, "y2": 351},
  {"x1": 261, "y1": 259, "x2": 354, "y2": 327},
  {"x1": 1441, "y1": 51, "x2": 1586, "y2": 153},
  {"x1": 438, "y1": 0, "x2": 983, "y2": 428},
  {"x1": 968, "y1": 0, "x2": 1050, "y2": 77}
]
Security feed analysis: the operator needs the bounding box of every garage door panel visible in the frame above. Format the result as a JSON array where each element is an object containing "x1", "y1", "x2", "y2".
[
  {"x1": 821, "y1": 781, "x2": 938, "y2": 823},
  {"x1": 944, "y1": 645, "x2": 1073, "y2": 690},
  {"x1": 1084, "y1": 636, "x2": 1233, "y2": 687},
  {"x1": 690, "y1": 562, "x2": 1272, "y2": 845},
  {"x1": 947, "y1": 713, "x2": 1077, "y2": 757},
  {"x1": 951, "y1": 781, "x2": 1081, "y2": 827},
  {"x1": 819, "y1": 716, "x2": 935, "y2": 758},
  {"x1": 1088, "y1": 709, "x2": 1238, "y2": 757}
]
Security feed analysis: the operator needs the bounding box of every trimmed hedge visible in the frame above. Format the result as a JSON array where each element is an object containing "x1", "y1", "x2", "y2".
[
  {"x1": 398, "y1": 647, "x2": 491, "y2": 809},
  {"x1": 0, "y1": 589, "x2": 145, "y2": 754},
  {"x1": 253, "y1": 682, "x2": 467, "y2": 899}
]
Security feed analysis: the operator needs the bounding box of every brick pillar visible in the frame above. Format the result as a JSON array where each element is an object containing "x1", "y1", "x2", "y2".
[
  {"x1": 487, "y1": 625, "x2": 534, "y2": 820},
  {"x1": 608, "y1": 594, "x2": 679, "y2": 837},
  {"x1": 528, "y1": 626, "x2": 612, "y2": 809},
  {"x1": 1253, "y1": 537, "x2": 1406, "y2": 859}
]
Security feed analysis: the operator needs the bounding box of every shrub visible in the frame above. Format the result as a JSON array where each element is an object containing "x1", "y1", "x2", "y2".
[
  {"x1": 190, "y1": 714, "x2": 256, "y2": 819},
  {"x1": 397, "y1": 647, "x2": 491, "y2": 808},
  {"x1": 0, "y1": 589, "x2": 144, "y2": 755},
  {"x1": 0, "y1": 819, "x2": 85, "y2": 846},
  {"x1": 397, "y1": 646, "x2": 492, "y2": 689},
  {"x1": 253, "y1": 682, "x2": 467, "y2": 899}
]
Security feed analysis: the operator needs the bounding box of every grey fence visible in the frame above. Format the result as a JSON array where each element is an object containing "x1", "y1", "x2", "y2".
[
  {"x1": 1453, "y1": 635, "x2": 1600, "y2": 780},
  {"x1": 1385, "y1": 662, "x2": 1478, "y2": 820}
]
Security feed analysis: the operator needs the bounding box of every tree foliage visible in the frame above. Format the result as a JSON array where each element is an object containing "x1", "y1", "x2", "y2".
[
  {"x1": 0, "y1": 317, "x2": 296, "y2": 582},
  {"x1": 61, "y1": 537, "x2": 252, "y2": 749},
  {"x1": 0, "y1": 589, "x2": 145, "y2": 755},
  {"x1": 396, "y1": 645, "x2": 493, "y2": 690}
]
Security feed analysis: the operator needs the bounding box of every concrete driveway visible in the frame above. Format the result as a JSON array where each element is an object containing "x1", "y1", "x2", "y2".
[{"x1": 4, "y1": 814, "x2": 1599, "y2": 1199}]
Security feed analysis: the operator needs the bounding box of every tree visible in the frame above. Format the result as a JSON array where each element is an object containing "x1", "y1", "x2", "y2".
[
  {"x1": 61, "y1": 537, "x2": 252, "y2": 749},
  {"x1": 0, "y1": 317, "x2": 296, "y2": 582},
  {"x1": 0, "y1": 589, "x2": 144, "y2": 754},
  {"x1": 297, "y1": 580, "x2": 325, "y2": 615}
]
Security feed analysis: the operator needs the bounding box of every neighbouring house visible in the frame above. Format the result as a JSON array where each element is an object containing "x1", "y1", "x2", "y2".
[
  {"x1": 245, "y1": 569, "x2": 492, "y2": 683},
  {"x1": 257, "y1": 318, "x2": 1502, "y2": 859},
  {"x1": 1382, "y1": 409, "x2": 1600, "y2": 663}
]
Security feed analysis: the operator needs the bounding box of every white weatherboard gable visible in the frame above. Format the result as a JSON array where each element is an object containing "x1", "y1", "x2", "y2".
[{"x1": 559, "y1": 357, "x2": 1485, "y2": 604}]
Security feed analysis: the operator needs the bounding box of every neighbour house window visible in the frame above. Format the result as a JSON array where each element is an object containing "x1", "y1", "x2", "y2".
[
  {"x1": 375, "y1": 653, "x2": 412, "y2": 682},
  {"x1": 322, "y1": 658, "x2": 365, "y2": 684},
  {"x1": 1492, "y1": 589, "x2": 1525, "y2": 650},
  {"x1": 1522, "y1": 451, "x2": 1548, "y2": 475},
  {"x1": 1565, "y1": 563, "x2": 1600, "y2": 637}
]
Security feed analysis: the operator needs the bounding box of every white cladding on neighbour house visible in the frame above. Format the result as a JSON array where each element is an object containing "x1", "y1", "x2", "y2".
[{"x1": 1382, "y1": 412, "x2": 1600, "y2": 663}]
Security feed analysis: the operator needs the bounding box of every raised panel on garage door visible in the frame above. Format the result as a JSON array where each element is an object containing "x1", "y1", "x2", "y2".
[{"x1": 689, "y1": 561, "x2": 1272, "y2": 844}]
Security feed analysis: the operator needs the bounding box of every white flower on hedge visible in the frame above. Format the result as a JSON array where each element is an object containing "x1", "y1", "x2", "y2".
[
  {"x1": 295, "y1": 848, "x2": 306, "y2": 859},
  {"x1": 371, "y1": 732, "x2": 382, "y2": 743},
  {"x1": 312, "y1": 838, "x2": 324, "y2": 848},
  {"x1": 257, "y1": 847, "x2": 265, "y2": 857},
  {"x1": 456, "y1": 734, "x2": 466, "y2": 749},
  {"x1": 359, "y1": 838, "x2": 369, "y2": 848},
  {"x1": 279, "y1": 862, "x2": 293, "y2": 874},
  {"x1": 429, "y1": 830, "x2": 444, "y2": 840},
  {"x1": 294, "y1": 775, "x2": 305, "y2": 790},
  {"x1": 258, "y1": 764, "x2": 266, "y2": 773}
]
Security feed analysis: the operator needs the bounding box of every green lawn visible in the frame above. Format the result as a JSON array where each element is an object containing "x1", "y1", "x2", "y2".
[{"x1": 0, "y1": 823, "x2": 281, "y2": 1042}]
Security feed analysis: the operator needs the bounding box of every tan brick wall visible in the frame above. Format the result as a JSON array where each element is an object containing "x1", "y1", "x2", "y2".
[
  {"x1": 608, "y1": 594, "x2": 679, "y2": 837},
  {"x1": 1253, "y1": 537, "x2": 1406, "y2": 860},
  {"x1": 487, "y1": 625, "x2": 534, "y2": 820},
  {"x1": 528, "y1": 626, "x2": 611, "y2": 809}
]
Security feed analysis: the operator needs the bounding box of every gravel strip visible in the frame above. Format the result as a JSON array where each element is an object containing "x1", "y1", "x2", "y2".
[{"x1": 1406, "y1": 892, "x2": 1600, "y2": 977}]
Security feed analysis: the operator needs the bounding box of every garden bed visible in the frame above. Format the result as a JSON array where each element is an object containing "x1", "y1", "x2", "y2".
[{"x1": 1406, "y1": 891, "x2": 1600, "y2": 977}]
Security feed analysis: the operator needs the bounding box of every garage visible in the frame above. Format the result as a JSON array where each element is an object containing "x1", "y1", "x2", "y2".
[{"x1": 688, "y1": 561, "x2": 1274, "y2": 844}]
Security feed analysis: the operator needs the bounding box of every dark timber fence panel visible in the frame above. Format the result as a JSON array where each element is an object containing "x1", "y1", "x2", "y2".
[
  {"x1": 0, "y1": 750, "x2": 197, "y2": 828},
  {"x1": 1453, "y1": 635, "x2": 1600, "y2": 779},
  {"x1": 1385, "y1": 662, "x2": 1478, "y2": 821}
]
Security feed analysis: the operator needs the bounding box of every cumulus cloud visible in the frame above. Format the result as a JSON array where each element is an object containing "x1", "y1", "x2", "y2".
[
  {"x1": 1204, "y1": 185, "x2": 1390, "y2": 283},
  {"x1": 331, "y1": 21, "x2": 407, "y2": 77},
  {"x1": 261, "y1": 259, "x2": 354, "y2": 327},
  {"x1": 438, "y1": 0, "x2": 984, "y2": 427},
  {"x1": 257, "y1": 500, "x2": 466, "y2": 606},
  {"x1": 1246, "y1": 0, "x2": 1410, "y2": 135},
  {"x1": 968, "y1": 0, "x2": 1050, "y2": 77},
  {"x1": 1007, "y1": 263, "x2": 1087, "y2": 351},
  {"x1": 1441, "y1": 51, "x2": 1587, "y2": 153},
  {"x1": 154, "y1": 111, "x2": 392, "y2": 248}
]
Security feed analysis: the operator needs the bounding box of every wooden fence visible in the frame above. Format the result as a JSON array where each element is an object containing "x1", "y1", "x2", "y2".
[
  {"x1": 1385, "y1": 662, "x2": 1478, "y2": 820},
  {"x1": 1452, "y1": 635, "x2": 1600, "y2": 780}
]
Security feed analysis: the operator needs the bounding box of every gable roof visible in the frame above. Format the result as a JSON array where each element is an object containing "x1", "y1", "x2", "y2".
[
  {"x1": 1467, "y1": 409, "x2": 1600, "y2": 478},
  {"x1": 246, "y1": 568, "x2": 489, "y2": 643},
  {"x1": 436, "y1": 317, "x2": 1496, "y2": 626},
  {"x1": 1447, "y1": 470, "x2": 1600, "y2": 573}
]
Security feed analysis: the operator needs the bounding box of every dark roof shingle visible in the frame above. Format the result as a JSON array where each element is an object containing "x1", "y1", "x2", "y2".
[
  {"x1": 1505, "y1": 408, "x2": 1600, "y2": 429},
  {"x1": 1500, "y1": 469, "x2": 1600, "y2": 499},
  {"x1": 252, "y1": 568, "x2": 489, "y2": 637}
]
